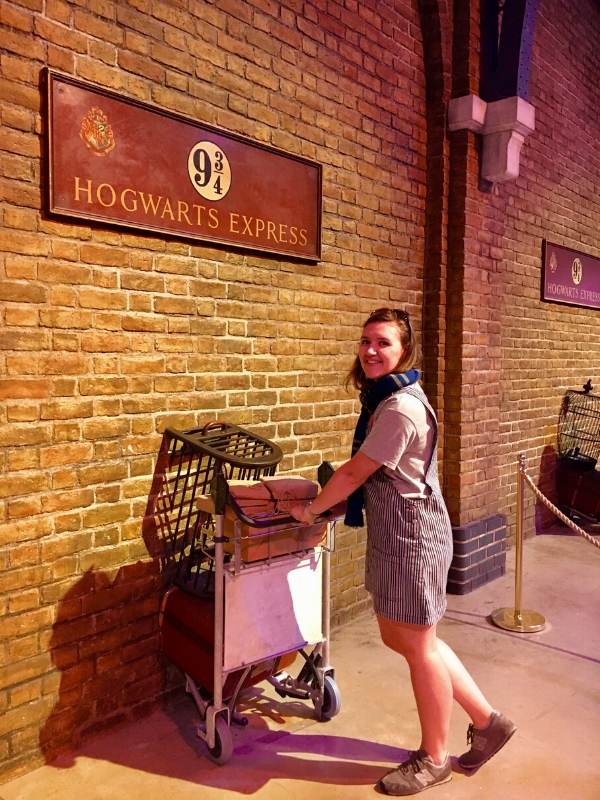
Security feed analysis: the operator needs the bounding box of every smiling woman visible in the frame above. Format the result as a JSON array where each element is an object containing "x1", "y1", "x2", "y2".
[
  {"x1": 359, "y1": 322, "x2": 405, "y2": 381},
  {"x1": 351, "y1": 309, "x2": 416, "y2": 389},
  {"x1": 290, "y1": 307, "x2": 515, "y2": 796}
]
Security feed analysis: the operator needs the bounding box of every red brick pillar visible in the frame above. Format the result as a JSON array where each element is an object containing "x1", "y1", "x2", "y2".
[{"x1": 421, "y1": 0, "x2": 509, "y2": 592}]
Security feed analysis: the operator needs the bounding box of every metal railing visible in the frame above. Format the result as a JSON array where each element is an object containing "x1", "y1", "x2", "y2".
[{"x1": 490, "y1": 452, "x2": 599, "y2": 634}]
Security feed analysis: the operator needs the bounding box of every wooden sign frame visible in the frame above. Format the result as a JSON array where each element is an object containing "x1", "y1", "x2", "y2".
[
  {"x1": 542, "y1": 241, "x2": 600, "y2": 311},
  {"x1": 46, "y1": 70, "x2": 322, "y2": 261}
]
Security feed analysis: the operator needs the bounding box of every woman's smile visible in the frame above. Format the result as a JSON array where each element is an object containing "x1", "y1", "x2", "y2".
[{"x1": 359, "y1": 321, "x2": 405, "y2": 380}]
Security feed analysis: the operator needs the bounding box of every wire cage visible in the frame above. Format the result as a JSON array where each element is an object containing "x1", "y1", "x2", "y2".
[
  {"x1": 153, "y1": 422, "x2": 283, "y2": 594},
  {"x1": 556, "y1": 390, "x2": 600, "y2": 525},
  {"x1": 557, "y1": 390, "x2": 600, "y2": 468}
]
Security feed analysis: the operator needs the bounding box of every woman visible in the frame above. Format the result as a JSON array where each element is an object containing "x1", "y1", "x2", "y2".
[{"x1": 290, "y1": 308, "x2": 515, "y2": 796}]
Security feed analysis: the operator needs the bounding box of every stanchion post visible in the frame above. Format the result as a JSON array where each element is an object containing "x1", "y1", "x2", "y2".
[
  {"x1": 490, "y1": 452, "x2": 546, "y2": 633},
  {"x1": 514, "y1": 452, "x2": 525, "y2": 624}
]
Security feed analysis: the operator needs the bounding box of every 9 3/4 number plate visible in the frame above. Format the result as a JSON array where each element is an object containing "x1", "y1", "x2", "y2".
[{"x1": 188, "y1": 141, "x2": 232, "y2": 201}]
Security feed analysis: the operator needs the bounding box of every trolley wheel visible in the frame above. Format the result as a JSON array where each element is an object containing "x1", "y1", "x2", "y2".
[
  {"x1": 206, "y1": 715, "x2": 233, "y2": 765},
  {"x1": 315, "y1": 675, "x2": 341, "y2": 721}
]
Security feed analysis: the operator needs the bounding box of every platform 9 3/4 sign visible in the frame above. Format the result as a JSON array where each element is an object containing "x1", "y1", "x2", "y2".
[
  {"x1": 47, "y1": 70, "x2": 322, "y2": 261},
  {"x1": 188, "y1": 141, "x2": 232, "y2": 201}
]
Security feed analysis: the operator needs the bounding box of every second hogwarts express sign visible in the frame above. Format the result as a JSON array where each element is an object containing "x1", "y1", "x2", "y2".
[{"x1": 46, "y1": 70, "x2": 322, "y2": 260}]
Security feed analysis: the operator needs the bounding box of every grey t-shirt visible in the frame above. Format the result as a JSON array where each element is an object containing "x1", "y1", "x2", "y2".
[{"x1": 359, "y1": 391, "x2": 435, "y2": 498}]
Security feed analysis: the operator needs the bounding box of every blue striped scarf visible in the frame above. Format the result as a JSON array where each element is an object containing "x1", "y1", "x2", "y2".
[{"x1": 344, "y1": 368, "x2": 420, "y2": 527}]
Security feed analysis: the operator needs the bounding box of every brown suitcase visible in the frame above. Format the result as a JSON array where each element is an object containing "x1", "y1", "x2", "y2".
[
  {"x1": 160, "y1": 587, "x2": 295, "y2": 698},
  {"x1": 556, "y1": 459, "x2": 600, "y2": 521},
  {"x1": 197, "y1": 476, "x2": 328, "y2": 562}
]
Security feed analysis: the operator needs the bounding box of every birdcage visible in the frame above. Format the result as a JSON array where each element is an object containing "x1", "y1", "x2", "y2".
[{"x1": 556, "y1": 388, "x2": 600, "y2": 524}]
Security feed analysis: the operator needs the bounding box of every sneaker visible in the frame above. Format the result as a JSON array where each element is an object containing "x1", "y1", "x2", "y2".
[
  {"x1": 377, "y1": 752, "x2": 452, "y2": 796},
  {"x1": 458, "y1": 711, "x2": 517, "y2": 771}
]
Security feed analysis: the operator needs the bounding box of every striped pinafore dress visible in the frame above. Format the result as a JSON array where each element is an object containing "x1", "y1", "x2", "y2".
[{"x1": 364, "y1": 384, "x2": 453, "y2": 625}]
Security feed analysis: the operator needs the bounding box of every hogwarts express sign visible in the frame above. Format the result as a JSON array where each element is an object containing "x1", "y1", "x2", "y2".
[
  {"x1": 46, "y1": 70, "x2": 322, "y2": 260},
  {"x1": 542, "y1": 241, "x2": 600, "y2": 311}
]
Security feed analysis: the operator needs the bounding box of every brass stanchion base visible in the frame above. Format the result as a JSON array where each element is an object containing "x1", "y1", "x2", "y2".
[{"x1": 490, "y1": 607, "x2": 546, "y2": 633}]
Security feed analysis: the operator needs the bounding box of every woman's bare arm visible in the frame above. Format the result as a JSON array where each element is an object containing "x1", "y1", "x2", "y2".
[{"x1": 290, "y1": 451, "x2": 381, "y2": 523}]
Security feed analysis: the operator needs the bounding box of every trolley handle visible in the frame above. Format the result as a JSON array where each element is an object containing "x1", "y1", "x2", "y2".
[{"x1": 200, "y1": 419, "x2": 228, "y2": 434}]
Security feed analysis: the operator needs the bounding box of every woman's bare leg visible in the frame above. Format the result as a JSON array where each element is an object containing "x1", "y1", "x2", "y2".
[
  {"x1": 377, "y1": 617, "x2": 496, "y2": 761},
  {"x1": 377, "y1": 616, "x2": 452, "y2": 765},
  {"x1": 436, "y1": 638, "x2": 493, "y2": 728}
]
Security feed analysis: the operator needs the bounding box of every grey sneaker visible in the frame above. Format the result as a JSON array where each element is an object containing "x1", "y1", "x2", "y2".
[
  {"x1": 458, "y1": 711, "x2": 516, "y2": 771},
  {"x1": 377, "y1": 752, "x2": 452, "y2": 796}
]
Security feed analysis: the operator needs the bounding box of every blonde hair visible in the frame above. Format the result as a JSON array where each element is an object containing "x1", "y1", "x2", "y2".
[{"x1": 346, "y1": 308, "x2": 418, "y2": 392}]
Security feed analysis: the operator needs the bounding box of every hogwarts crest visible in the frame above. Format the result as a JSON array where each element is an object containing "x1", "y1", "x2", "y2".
[{"x1": 80, "y1": 107, "x2": 115, "y2": 156}]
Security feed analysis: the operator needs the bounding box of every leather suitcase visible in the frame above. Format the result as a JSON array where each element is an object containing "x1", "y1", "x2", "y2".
[
  {"x1": 160, "y1": 586, "x2": 295, "y2": 698},
  {"x1": 197, "y1": 476, "x2": 328, "y2": 562}
]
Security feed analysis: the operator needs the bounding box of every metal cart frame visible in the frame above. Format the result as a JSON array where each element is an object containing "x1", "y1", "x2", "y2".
[{"x1": 157, "y1": 423, "x2": 342, "y2": 764}]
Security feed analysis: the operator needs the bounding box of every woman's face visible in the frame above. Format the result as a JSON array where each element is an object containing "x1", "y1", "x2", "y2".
[{"x1": 358, "y1": 321, "x2": 405, "y2": 380}]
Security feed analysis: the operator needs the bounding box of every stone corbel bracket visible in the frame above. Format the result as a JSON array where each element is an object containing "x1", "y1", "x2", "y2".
[{"x1": 448, "y1": 94, "x2": 535, "y2": 183}]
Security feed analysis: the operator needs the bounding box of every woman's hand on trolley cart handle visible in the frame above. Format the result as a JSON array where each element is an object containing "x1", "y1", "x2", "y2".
[
  {"x1": 289, "y1": 451, "x2": 381, "y2": 524},
  {"x1": 289, "y1": 503, "x2": 319, "y2": 525}
]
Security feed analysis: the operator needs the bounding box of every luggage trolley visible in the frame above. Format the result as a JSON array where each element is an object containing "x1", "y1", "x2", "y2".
[{"x1": 158, "y1": 422, "x2": 342, "y2": 764}]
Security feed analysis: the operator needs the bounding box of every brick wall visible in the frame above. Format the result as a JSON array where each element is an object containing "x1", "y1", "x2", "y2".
[
  {"x1": 438, "y1": 0, "x2": 599, "y2": 539},
  {"x1": 0, "y1": 0, "x2": 428, "y2": 780},
  {"x1": 432, "y1": 0, "x2": 509, "y2": 529},
  {"x1": 497, "y1": 0, "x2": 600, "y2": 538}
]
